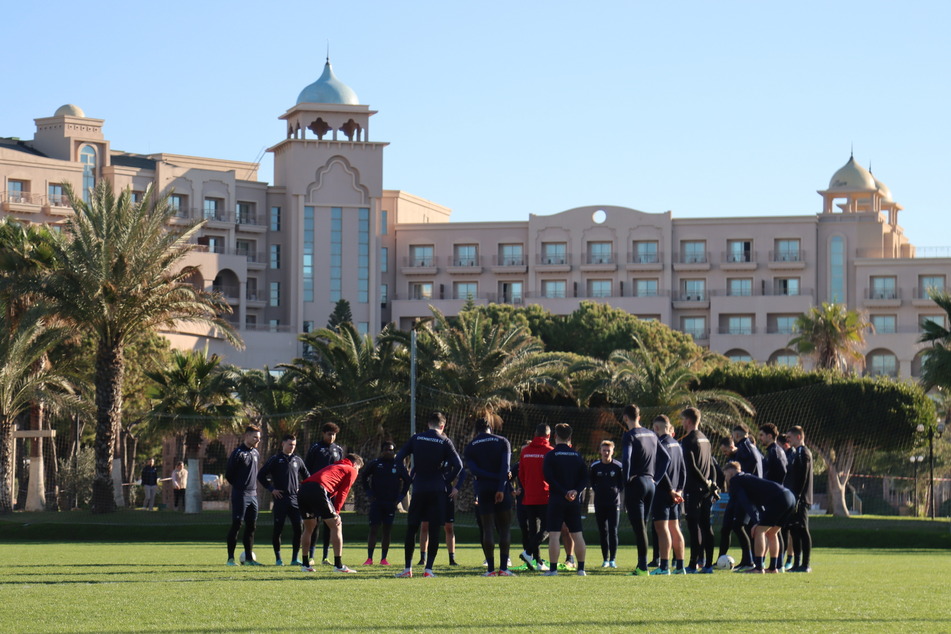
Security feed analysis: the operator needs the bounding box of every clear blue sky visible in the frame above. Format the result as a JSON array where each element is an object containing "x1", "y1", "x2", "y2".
[{"x1": 5, "y1": 1, "x2": 950, "y2": 246}]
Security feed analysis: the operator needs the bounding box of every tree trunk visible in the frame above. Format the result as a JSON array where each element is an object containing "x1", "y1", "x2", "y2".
[
  {"x1": 812, "y1": 440, "x2": 855, "y2": 518},
  {"x1": 0, "y1": 415, "x2": 14, "y2": 513},
  {"x1": 92, "y1": 340, "x2": 124, "y2": 514},
  {"x1": 25, "y1": 405, "x2": 45, "y2": 511}
]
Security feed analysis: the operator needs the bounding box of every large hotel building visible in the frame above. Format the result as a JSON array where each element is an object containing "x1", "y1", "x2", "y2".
[{"x1": 1, "y1": 62, "x2": 947, "y2": 379}]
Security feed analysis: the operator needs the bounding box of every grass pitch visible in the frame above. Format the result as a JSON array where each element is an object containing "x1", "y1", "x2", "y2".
[{"x1": 1, "y1": 542, "x2": 949, "y2": 633}]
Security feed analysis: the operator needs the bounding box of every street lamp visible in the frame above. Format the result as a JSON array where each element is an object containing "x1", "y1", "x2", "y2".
[
  {"x1": 910, "y1": 454, "x2": 925, "y2": 516},
  {"x1": 917, "y1": 420, "x2": 947, "y2": 519}
]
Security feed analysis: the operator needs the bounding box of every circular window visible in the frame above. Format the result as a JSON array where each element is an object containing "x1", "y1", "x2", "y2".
[{"x1": 592, "y1": 209, "x2": 607, "y2": 224}]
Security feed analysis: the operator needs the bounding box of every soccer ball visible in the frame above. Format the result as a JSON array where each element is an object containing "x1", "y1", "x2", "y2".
[
  {"x1": 716, "y1": 555, "x2": 735, "y2": 570},
  {"x1": 239, "y1": 551, "x2": 256, "y2": 564}
]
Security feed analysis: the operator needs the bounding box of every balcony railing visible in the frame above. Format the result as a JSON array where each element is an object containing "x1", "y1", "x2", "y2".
[
  {"x1": 913, "y1": 287, "x2": 945, "y2": 300},
  {"x1": 722, "y1": 251, "x2": 756, "y2": 263},
  {"x1": 864, "y1": 288, "x2": 901, "y2": 300},
  {"x1": 404, "y1": 256, "x2": 436, "y2": 267},
  {"x1": 584, "y1": 254, "x2": 615, "y2": 265},
  {"x1": 492, "y1": 255, "x2": 526, "y2": 266},
  {"x1": 236, "y1": 214, "x2": 265, "y2": 226},
  {"x1": 628, "y1": 252, "x2": 661, "y2": 264},
  {"x1": 674, "y1": 252, "x2": 709, "y2": 264},
  {"x1": 769, "y1": 249, "x2": 805, "y2": 263},
  {"x1": 674, "y1": 292, "x2": 708, "y2": 302},
  {"x1": 450, "y1": 256, "x2": 481, "y2": 267}
]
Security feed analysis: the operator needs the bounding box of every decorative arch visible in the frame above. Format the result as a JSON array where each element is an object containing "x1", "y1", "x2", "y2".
[
  {"x1": 768, "y1": 348, "x2": 800, "y2": 367},
  {"x1": 911, "y1": 348, "x2": 930, "y2": 379},
  {"x1": 866, "y1": 347, "x2": 898, "y2": 377},
  {"x1": 725, "y1": 348, "x2": 753, "y2": 362},
  {"x1": 306, "y1": 156, "x2": 369, "y2": 205}
]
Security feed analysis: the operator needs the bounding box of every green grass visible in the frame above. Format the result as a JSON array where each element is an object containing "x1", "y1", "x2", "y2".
[{"x1": 0, "y1": 542, "x2": 949, "y2": 632}]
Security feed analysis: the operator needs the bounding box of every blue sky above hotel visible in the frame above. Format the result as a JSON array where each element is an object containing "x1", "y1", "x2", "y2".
[{"x1": 5, "y1": 1, "x2": 950, "y2": 246}]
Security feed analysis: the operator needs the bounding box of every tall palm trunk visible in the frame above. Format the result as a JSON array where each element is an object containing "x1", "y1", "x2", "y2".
[
  {"x1": 92, "y1": 341, "x2": 124, "y2": 514},
  {"x1": 0, "y1": 415, "x2": 14, "y2": 513}
]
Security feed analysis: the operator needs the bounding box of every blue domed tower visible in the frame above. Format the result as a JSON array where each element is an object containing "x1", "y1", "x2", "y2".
[{"x1": 267, "y1": 59, "x2": 388, "y2": 339}]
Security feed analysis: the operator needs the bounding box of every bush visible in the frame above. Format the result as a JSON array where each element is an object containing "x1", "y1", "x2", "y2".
[{"x1": 57, "y1": 448, "x2": 95, "y2": 509}]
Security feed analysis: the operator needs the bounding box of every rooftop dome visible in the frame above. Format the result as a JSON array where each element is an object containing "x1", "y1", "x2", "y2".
[
  {"x1": 874, "y1": 177, "x2": 892, "y2": 202},
  {"x1": 827, "y1": 156, "x2": 876, "y2": 192},
  {"x1": 54, "y1": 104, "x2": 85, "y2": 117},
  {"x1": 296, "y1": 60, "x2": 359, "y2": 105}
]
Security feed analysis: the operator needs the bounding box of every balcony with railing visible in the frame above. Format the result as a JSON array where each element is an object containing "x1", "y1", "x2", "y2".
[
  {"x1": 768, "y1": 249, "x2": 807, "y2": 269},
  {"x1": 447, "y1": 255, "x2": 483, "y2": 274},
  {"x1": 625, "y1": 251, "x2": 664, "y2": 271},
  {"x1": 912, "y1": 286, "x2": 944, "y2": 306},
  {"x1": 672, "y1": 251, "x2": 711, "y2": 271},
  {"x1": 672, "y1": 291, "x2": 710, "y2": 309},
  {"x1": 535, "y1": 252, "x2": 572, "y2": 271},
  {"x1": 720, "y1": 250, "x2": 758, "y2": 271},
  {"x1": 2, "y1": 190, "x2": 45, "y2": 213},
  {"x1": 401, "y1": 255, "x2": 438, "y2": 275},
  {"x1": 580, "y1": 253, "x2": 617, "y2": 272},
  {"x1": 863, "y1": 287, "x2": 902, "y2": 307},
  {"x1": 490, "y1": 254, "x2": 528, "y2": 274},
  {"x1": 236, "y1": 213, "x2": 267, "y2": 232}
]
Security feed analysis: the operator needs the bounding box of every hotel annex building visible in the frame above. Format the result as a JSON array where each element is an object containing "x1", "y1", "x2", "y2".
[{"x1": 1, "y1": 62, "x2": 947, "y2": 379}]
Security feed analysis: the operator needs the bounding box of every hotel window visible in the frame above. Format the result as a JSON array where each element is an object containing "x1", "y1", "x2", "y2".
[
  {"x1": 381, "y1": 210, "x2": 388, "y2": 235},
  {"x1": 454, "y1": 244, "x2": 478, "y2": 267},
  {"x1": 203, "y1": 197, "x2": 224, "y2": 221},
  {"x1": 681, "y1": 316, "x2": 706, "y2": 340},
  {"x1": 773, "y1": 353, "x2": 799, "y2": 367},
  {"x1": 268, "y1": 319, "x2": 280, "y2": 332},
  {"x1": 774, "y1": 277, "x2": 800, "y2": 296},
  {"x1": 830, "y1": 236, "x2": 845, "y2": 302},
  {"x1": 246, "y1": 278, "x2": 258, "y2": 301},
  {"x1": 80, "y1": 145, "x2": 96, "y2": 202},
  {"x1": 205, "y1": 236, "x2": 224, "y2": 254},
  {"x1": 542, "y1": 280, "x2": 567, "y2": 298},
  {"x1": 410, "y1": 282, "x2": 433, "y2": 300},
  {"x1": 634, "y1": 279, "x2": 658, "y2": 297},
  {"x1": 587, "y1": 279, "x2": 612, "y2": 298},
  {"x1": 169, "y1": 194, "x2": 187, "y2": 216},
  {"x1": 330, "y1": 207, "x2": 342, "y2": 302},
  {"x1": 269, "y1": 282, "x2": 280, "y2": 307},
  {"x1": 302, "y1": 321, "x2": 314, "y2": 357},
  {"x1": 870, "y1": 276, "x2": 897, "y2": 300},
  {"x1": 775, "y1": 239, "x2": 801, "y2": 262},
  {"x1": 500, "y1": 281, "x2": 523, "y2": 304},
  {"x1": 358, "y1": 208, "x2": 369, "y2": 303},
  {"x1": 499, "y1": 243, "x2": 524, "y2": 266},
  {"x1": 727, "y1": 315, "x2": 753, "y2": 335},
  {"x1": 270, "y1": 206, "x2": 281, "y2": 231},
  {"x1": 726, "y1": 240, "x2": 752, "y2": 263},
  {"x1": 245, "y1": 314, "x2": 257, "y2": 329},
  {"x1": 130, "y1": 191, "x2": 143, "y2": 204},
  {"x1": 868, "y1": 352, "x2": 897, "y2": 377},
  {"x1": 633, "y1": 240, "x2": 658, "y2": 264},
  {"x1": 681, "y1": 240, "x2": 706, "y2": 264},
  {"x1": 454, "y1": 282, "x2": 478, "y2": 300},
  {"x1": 410, "y1": 245, "x2": 434, "y2": 267},
  {"x1": 871, "y1": 315, "x2": 896, "y2": 334},
  {"x1": 270, "y1": 244, "x2": 281, "y2": 269},
  {"x1": 919, "y1": 275, "x2": 945, "y2": 297},
  {"x1": 728, "y1": 352, "x2": 753, "y2": 362},
  {"x1": 7, "y1": 180, "x2": 26, "y2": 203},
  {"x1": 727, "y1": 278, "x2": 752, "y2": 297},
  {"x1": 920, "y1": 315, "x2": 947, "y2": 332},
  {"x1": 358, "y1": 322, "x2": 369, "y2": 336},
  {"x1": 381, "y1": 247, "x2": 389, "y2": 273},
  {"x1": 542, "y1": 242, "x2": 567, "y2": 265},
  {"x1": 775, "y1": 315, "x2": 798, "y2": 335},
  {"x1": 588, "y1": 242, "x2": 612, "y2": 264},
  {"x1": 380, "y1": 284, "x2": 388, "y2": 305},
  {"x1": 235, "y1": 239, "x2": 254, "y2": 258},
  {"x1": 303, "y1": 206, "x2": 314, "y2": 302},
  {"x1": 682, "y1": 279, "x2": 705, "y2": 301},
  {"x1": 236, "y1": 202, "x2": 254, "y2": 224},
  {"x1": 48, "y1": 183, "x2": 66, "y2": 206}
]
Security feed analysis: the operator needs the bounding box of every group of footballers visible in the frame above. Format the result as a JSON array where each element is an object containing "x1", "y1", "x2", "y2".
[{"x1": 222, "y1": 405, "x2": 814, "y2": 577}]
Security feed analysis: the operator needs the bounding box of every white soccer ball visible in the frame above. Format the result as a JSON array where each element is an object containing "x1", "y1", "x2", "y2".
[
  {"x1": 239, "y1": 551, "x2": 256, "y2": 563},
  {"x1": 716, "y1": 555, "x2": 735, "y2": 570}
]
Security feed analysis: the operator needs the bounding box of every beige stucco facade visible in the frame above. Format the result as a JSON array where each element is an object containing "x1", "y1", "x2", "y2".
[{"x1": 1, "y1": 69, "x2": 947, "y2": 379}]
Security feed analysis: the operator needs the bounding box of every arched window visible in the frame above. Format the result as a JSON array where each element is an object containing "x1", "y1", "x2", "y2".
[
  {"x1": 80, "y1": 145, "x2": 97, "y2": 202},
  {"x1": 866, "y1": 349, "x2": 898, "y2": 378}
]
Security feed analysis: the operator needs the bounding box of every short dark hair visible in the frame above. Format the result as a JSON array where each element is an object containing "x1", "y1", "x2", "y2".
[
  {"x1": 321, "y1": 422, "x2": 340, "y2": 434},
  {"x1": 777, "y1": 434, "x2": 788, "y2": 444},
  {"x1": 732, "y1": 423, "x2": 749, "y2": 436},
  {"x1": 282, "y1": 434, "x2": 296, "y2": 442},
  {"x1": 428, "y1": 411, "x2": 446, "y2": 428},
  {"x1": 534, "y1": 423, "x2": 550, "y2": 437},
  {"x1": 381, "y1": 440, "x2": 396, "y2": 452},
  {"x1": 652, "y1": 414, "x2": 670, "y2": 426},
  {"x1": 245, "y1": 425, "x2": 260, "y2": 434},
  {"x1": 346, "y1": 453, "x2": 364, "y2": 468},
  {"x1": 622, "y1": 404, "x2": 640, "y2": 421},
  {"x1": 681, "y1": 407, "x2": 700, "y2": 425},
  {"x1": 473, "y1": 417, "x2": 492, "y2": 433},
  {"x1": 554, "y1": 423, "x2": 572, "y2": 442},
  {"x1": 719, "y1": 437, "x2": 734, "y2": 448},
  {"x1": 788, "y1": 425, "x2": 805, "y2": 438},
  {"x1": 759, "y1": 423, "x2": 778, "y2": 439}
]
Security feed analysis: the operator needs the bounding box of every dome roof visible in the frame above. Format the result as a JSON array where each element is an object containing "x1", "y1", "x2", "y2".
[
  {"x1": 54, "y1": 104, "x2": 85, "y2": 117},
  {"x1": 296, "y1": 60, "x2": 359, "y2": 105},
  {"x1": 874, "y1": 177, "x2": 893, "y2": 202},
  {"x1": 827, "y1": 156, "x2": 876, "y2": 192}
]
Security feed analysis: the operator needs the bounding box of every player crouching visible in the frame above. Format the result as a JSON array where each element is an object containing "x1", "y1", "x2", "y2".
[{"x1": 299, "y1": 453, "x2": 364, "y2": 574}]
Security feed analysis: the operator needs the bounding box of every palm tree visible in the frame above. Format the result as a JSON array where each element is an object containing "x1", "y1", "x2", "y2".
[
  {"x1": 0, "y1": 307, "x2": 81, "y2": 513},
  {"x1": 37, "y1": 181, "x2": 242, "y2": 513},
  {"x1": 789, "y1": 302, "x2": 872, "y2": 373},
  {"x1": 234, "y1": 367, "x2": 303, "y2": 457},
  {"x1": 0, "y1": 218, "x2": 63, "y2": 510},
  {"x1": 918, "y1": 290, "x2": 951, "y2": 391},
  {"x1": 412, "y1": 308, "x2": 572, "y2": 420},
  {"x1": 281, "y1": 322, "x2": 406, "y2": 454},
  {"x1": 572, "y1": 341, "x2": 754, "y2": 434},
  {"x1": 145, "y1": 349, "x2": 240, "y2": 513}
]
